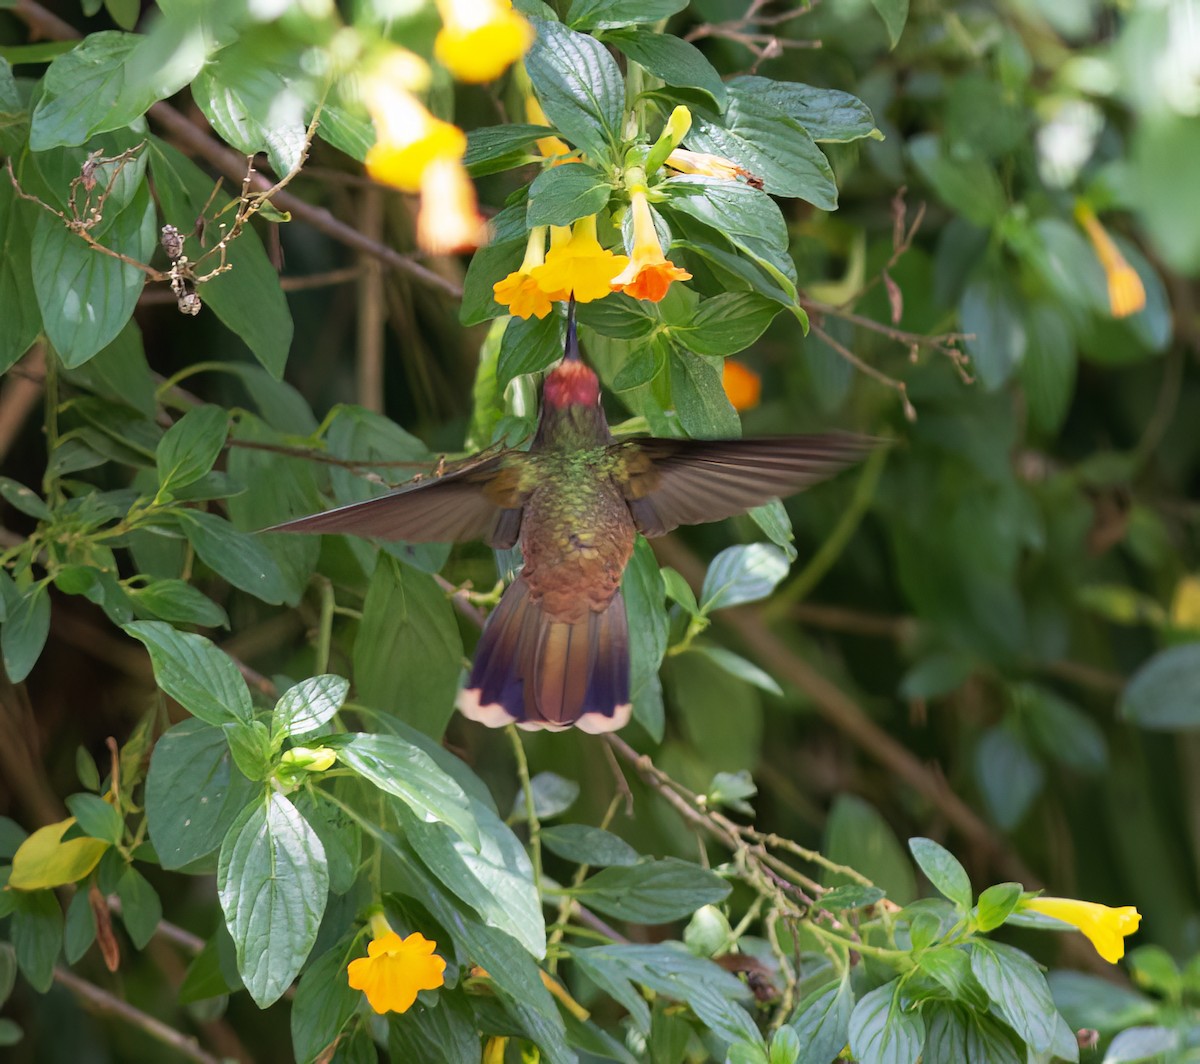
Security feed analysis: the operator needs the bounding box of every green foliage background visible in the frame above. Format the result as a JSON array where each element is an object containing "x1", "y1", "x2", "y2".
[{"x1": 0, "y1": 0, "x2": 1199, "y2": 1062}]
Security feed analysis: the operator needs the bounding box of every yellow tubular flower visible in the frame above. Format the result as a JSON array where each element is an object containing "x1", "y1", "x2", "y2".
[
  {"x1": 665, "y1": 148, "x2": 760, "y2": 187},
  {"x1": 530, "y1": 215, "x2": 629, "y2": 304},
  {"x1": 722, "y1": 359, "x2": 761, "y2": 411},
  {"x1": 435, "y1": 0, "x2": 534, "y2": 84},
  {"x1": 1022, "y1": 896, "x2": 1141, "y2": 963},
  {"x1": 494, "y1": 226, "x2": 554, "y2": 319},
  {"x1": 363, "y1": 66, "x2": 466, "y2": 194},
  {"x1": 1074, "y1": 203, "x2": 1146, "y2": 319},
  {"x1": 347, "y1": 915, "x2": 447, "y2": 1014},
  {"x1": 610, "y1": 189, "x2": 691, "y2": 303},
  {"x1": 417, "y1": 156, "x2": 488, "y2": 255},
  {"x1": 525, "y1": 96, "x2": 573, "y2": 163}
]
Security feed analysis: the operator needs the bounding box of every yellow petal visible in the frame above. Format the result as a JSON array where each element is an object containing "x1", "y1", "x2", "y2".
[
  {"x1": 435, "y1": 0, "x2": 534, "y2": 83},
  {"x1": 347, "y1": 930, "x2": 447, "y2": 1015},
  {"x1": 1023, "y1": 896, "x2": 1141, "y2": 963},
  {"x1": 9, "y1": 817, "x2": 109, "y2": 890}
]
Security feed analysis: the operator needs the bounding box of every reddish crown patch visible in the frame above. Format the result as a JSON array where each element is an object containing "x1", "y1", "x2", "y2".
[{"x1": 543, "y1": 361, "x2": 600, "y2": 408}]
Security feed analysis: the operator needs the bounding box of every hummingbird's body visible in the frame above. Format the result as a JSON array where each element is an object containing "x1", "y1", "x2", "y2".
[{"x1": 273, "y1": 305, "x2": 871, "y2": 732}]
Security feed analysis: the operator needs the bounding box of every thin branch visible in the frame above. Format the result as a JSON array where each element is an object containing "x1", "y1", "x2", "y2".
[
  {"x1": 808, "y1": 320, "x2": 917, "y2": 421},
  {"x1": 12, "y1": 0, "x2": 464, "y2": 300},
  {"x1": 137, "y1": 265, "x2": 364, "y2": 304}
]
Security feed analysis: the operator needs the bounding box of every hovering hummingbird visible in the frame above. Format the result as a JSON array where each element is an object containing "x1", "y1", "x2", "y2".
[{"x1": 273, "y1": 302, "x2": 871, "y2": 733}]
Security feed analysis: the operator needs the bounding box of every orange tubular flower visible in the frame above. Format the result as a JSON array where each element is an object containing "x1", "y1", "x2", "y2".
[
  {"x1": 530, "y1": 215, "x2": 629, "y2": 304},
  {"x1": 417, "y1": 157, "x2": 488, "y2": 255},
  {"x1": 1022, "y1": 896, "x2": 1141, "y2": 964},
  {"x1": 1074, "y1": 203, "x2": 1146, "y2": 319},
  {"x1": 435, "y1": 0, "x2": 534, "y2": 84},
  {"x1": 347, "y1": 915, "x2": 447, "y2": 1014},
  {"x1": 611, "y1": 189, "x2": 691, "y2": 303},
  {"x1": 493, "y1": 226, "x2": 554, "y2": 319},
  {"x1": 722, "y1": 359, "x2": 761, "y2": 411}
]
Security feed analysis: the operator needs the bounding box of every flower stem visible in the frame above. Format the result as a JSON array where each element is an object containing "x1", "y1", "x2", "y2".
[{"x1": 507, "y1": 724, "x2": 543, "y2": 900}]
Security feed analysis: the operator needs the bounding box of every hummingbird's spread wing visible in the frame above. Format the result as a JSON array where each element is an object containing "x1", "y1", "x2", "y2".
[
  {"x1": 614, "y1": 433, "x2": 876, "y2": 536},
  {"x1": 268, "y1": 455, "x2": 531, "y2": 548}
]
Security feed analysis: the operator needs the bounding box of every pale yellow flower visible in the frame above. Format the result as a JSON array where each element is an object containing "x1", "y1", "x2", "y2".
[{"x1": 530, "y1": 216, "x2": 629, "y2": 303}]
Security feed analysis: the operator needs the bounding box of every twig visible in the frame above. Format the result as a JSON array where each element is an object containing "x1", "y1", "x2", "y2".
[
  {"x1": 0, "y1": 344, "x2": 46, "y2": 462},
  {"x1": 808, "y1": 320, "x2": 917, "y2": 421},
  {"x1": 49, "y1": 959, "x2": 225, "y2": 1064},
  {"x1": 12, "y1": 0, "x2": 464, "y2": 300},
  {"x1": 507, "y1": 724, "x2": 543, "y2": 900},
  {"x1": 357, "y1": 188, "x2": 386, "y2": 413},
  {"x1": 137, "y1": 265, "x2": 364, "y2": 304}
]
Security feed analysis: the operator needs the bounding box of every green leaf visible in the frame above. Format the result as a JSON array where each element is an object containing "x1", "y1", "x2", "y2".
[
  {"x1": 607, "y1": 29, "x2": 725, "y2": 108},
  {"x1": 127, "y1": 579, "x2": 228, "y2": 628},
  {"x1": 909, "y1": 134, "x2": 1005, "y2": 227},
  {"x1": 541, "y1": 823, "x2": 639, "y2": 867},
  {"x1": 570, "y1": 857, "x2": 731, "y2": 922},
  {"x1": 688, "y1": 83, "x2": 837, "y2": 208},
  {"x1": 191, "y1": 40, "x2": 308, "y2": 178},
  {"x1": 700, "y1": 543, "x2": 790, "y2": 612},
  {"x1": 527, "y1": 163, "x2": 612, "y2": 227},
  {"x1": 573, "y1": 943, "x2": 763, "y2": 1049},
  {"x1": 663, "y1": 176, "x2": 789, "y2": 251},
  {"x1": 116, "y1": 866, "x2": 161, "y2": 950},
  {"x1": 568, "y1": 0, "x2": 687, "y2": 30},
  {"x1": 525, "y1": 18, "x2": 625, "y2": 162},
  {"x1": 959, "y1": 271, "x2": 1027, "y2": 391},
  {"x1": 690, "y1": 645, "x2": 783, "y2": 696},
  {"x1": 461, "y1": 236, "x2": 526, "y2": 325},
  {"x1": 789, "y1": 975, "x2": 853, "y2": 1064},
  {"x1": 975, "y1": 882, "x2": 1022, "y2": 931},
  {"x1": 871, "y1": 0, "x2": 910, "y2": 47},
  {"x1": 968, "y1": 940, "x2": 1057, "y2": 1053},
  {"x1": 223, "y1": 720, "x2": 274, "y2": 781},
  {"x1": 31, "y1": 181, "x2": 155, "y2": 368},
  {"x1": 1121, "y1": 644, "x2": 1200, "y2": 730},
  {"x1": 64, "y1": 793, "x2": 123, "y2": 845},
  {"x1": 217, "y1": 793, "x2": 328, "y2": 1008},
  {"x1": 848, "y1": 980, "x2": 923, "y2": 1064},
  {"x1": 63, "y1": 888, "x2": 96, "y2": 964},
  {"x1": 2, "y1": 582, "x2": 50, "y2": 682},
  {"x1": 465, "y1": 123, "x2": 554, "y2": 173},
  {"x1": 156, "y1": 405, "x2": 229, "y2": 493},
  {"x1": 390, "y1": 991, "x2": 487, "y2": 1064},
  {"x1": 498, "y1": 310, "x2": 566, "y2": 388},
  {"x1": 975, "y1": 726, "x2": 1043, "y2": 829},
  {"x1": 64, "y1": 318, "x2": 156, "y2": 417},
  {"x1": 338, "y1": 732, "x2": 479, "y2": 848},
  {"x1": 908, "y1": 837, "x2": 972, "y2": 910},
  {"x1": 11, "y1": 891, "x2": 62, "y2": 993},
  {"x1": 353, "y1": 555, "x2": 463, "y2": 738},
  {"x1": 402, "y1": 801, "x2": 545, "y2": 959},
  {"x1": 145, "y1": 719, "x2": 257, "y2": 869},
  {"x1": 672, "y1": 292, "x2": 780, "y2": 357},
  {"x1": 1102, "y1": 1025, "x2": 1178, "y2": 1063},
  {"x1": 124, "y1": 621, "x2": 252, "y2": 726},
  {"x1": 918, "y1": 948, "x2": 988, "y2": 1009},
  {"x1": 729, "y1": 76, "x2": 878, "y2": 143},
  {"x1": 274, "y1": 675, "x2": 349, "y2": 738},
  {"x1": 291, "y1": 940, "x2": 364, "y2": 1064},
  {"x1": 1047, "y1": 970, "x2": 1155, "y2": 1034},
  {"x1": 823, "y1": 795, "x2": 916, "y2": 904},
  {"x1": 147, "y1": 139, "x2": 292, "y2": 377},
  {"x1": 175, "y1": 509, "x2": 292, "y2": 606},
  {"x1": 623, "y1": 536, "x2": 669, "y2": 740},
  {"x1": 670, "y1": 349, "x2": 741, "y2": 439},
  {"x1": 512, "y1": 771, "x2": 580, "y2": 822},
  {"x1": 0, "y1": 177, "x2": 42, "y2": 373},
  {"x1": 28, "y1": 32, "x2": 140, "y2": 148}
]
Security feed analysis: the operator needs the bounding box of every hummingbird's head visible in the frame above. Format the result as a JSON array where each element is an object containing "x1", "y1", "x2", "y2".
[
  {"x1": 542, "y1": 294, "x2": 600, "y2": 410},
  {"x1": 543, "y1": 360, "x2": 600, "y2": 409}
]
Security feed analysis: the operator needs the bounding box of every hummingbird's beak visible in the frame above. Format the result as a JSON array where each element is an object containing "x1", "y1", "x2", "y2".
[{"x1": 563, "y1": 294, "x2": 580, "y2": 362}]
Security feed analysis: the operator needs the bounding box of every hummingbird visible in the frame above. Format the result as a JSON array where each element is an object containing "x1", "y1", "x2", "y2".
[{"x1": 272, "y1": 301, "x2": 871, "y2": 733}]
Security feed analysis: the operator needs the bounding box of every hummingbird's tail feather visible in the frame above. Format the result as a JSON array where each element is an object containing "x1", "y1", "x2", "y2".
[{"x1": 456, "y1": 577, "x2": 631, "y2": 733}]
